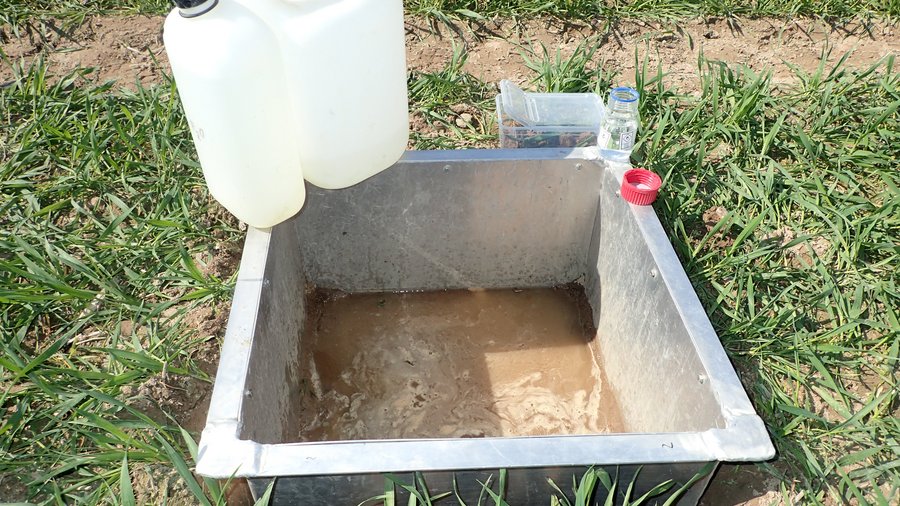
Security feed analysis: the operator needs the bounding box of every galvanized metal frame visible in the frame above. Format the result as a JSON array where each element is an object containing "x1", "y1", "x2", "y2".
[{"x1": 196, "y1": 148, "x2": 774, "y2": 504}]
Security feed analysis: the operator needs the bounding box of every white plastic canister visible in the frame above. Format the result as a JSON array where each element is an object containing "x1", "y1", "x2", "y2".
[
  {"x1": 234, "y1": 0, "x2": 410, "y2": 189},
  {"x1": 163, "y1": 0, "x2": 306, "y2": 228}
]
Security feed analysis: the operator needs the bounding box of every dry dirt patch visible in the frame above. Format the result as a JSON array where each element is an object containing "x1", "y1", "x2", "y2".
[
  {"x1": 1, "y1": 16, "x2": 165, "y2": 86},
  {"x1": 409, "y1": 17, "x2": 898, "y2": 91},
  {"x1": 700, "y1": 464, "x2": 787, "y2": 506},
  {"x1": 1, "y1": 15, "x2": 897, "y2": 92}
]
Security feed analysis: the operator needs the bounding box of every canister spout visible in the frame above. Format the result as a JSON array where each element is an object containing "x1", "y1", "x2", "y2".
[{"x1": 174, "y1": 0, "x2": 219, "y2": 17}]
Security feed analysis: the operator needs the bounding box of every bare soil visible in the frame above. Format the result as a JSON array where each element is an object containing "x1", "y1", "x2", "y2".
[
  {"x1": 0, "y1": 16, "x2": 166, "y2": 87},
  {"x1": 700, "y1": 464, "x2": 787, "y2": 506},
  {"x1": 411, "y1": 17, "x2": 899, "y2": 93},
  {"x1": 1, "y1": 15, "x2": 897, "y2": 92},
  {"x1": 0, "y1": 474, "x2": 29, "y2": 503}
]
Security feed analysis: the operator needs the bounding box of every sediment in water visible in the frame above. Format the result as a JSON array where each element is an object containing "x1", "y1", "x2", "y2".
[{"x1": 295, "y1": 285, "x2": 624, "y2": 441}]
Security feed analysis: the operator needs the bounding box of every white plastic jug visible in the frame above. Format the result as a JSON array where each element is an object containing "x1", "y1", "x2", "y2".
[
  {"x1": 234, "y1": 0, "x2": 410, "y2": 189},
  {"x1": 164, "y1": 0, "x2": 306, "y2": 228}
]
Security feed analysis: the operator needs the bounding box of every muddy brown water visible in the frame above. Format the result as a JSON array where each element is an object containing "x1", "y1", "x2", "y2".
[{"x1": 295, "y1": 285, "x2": 624, "y2": 442}]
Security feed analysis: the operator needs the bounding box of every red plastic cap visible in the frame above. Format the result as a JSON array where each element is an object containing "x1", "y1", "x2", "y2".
[{"x1": 620, "y1": 168, "x2": 662, "y2": 205}]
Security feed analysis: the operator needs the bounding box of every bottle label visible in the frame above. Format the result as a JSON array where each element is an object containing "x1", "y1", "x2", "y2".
[
  {"x1": 597, "y1": 129, "x2": 611, "y2": 149},
  {"x1": 619, "y1": 129, "x2": 635, "y2": 150}
]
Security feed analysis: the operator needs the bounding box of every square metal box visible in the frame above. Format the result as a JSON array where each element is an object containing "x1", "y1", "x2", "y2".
[{"x1": 197, "y1": 149, "x2": 774, "y2": 505}]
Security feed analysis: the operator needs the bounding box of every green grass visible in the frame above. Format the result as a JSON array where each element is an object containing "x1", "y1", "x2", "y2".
[
  {"x1": 636, "y1": 49, "x2": 900, "y2": 503},
  {"x1": 358, "y1": 465, "x2": 715, "y2": 505},
  {"x1": 0, "y1": 0, "x2": 897, "y2": 27},
  {"x1": 2, "y1": 6, "x2": 899, "y2": 506},
  {"x1": 0, "y1": 59, "x2": 242, "y2": 503},
  {"x1": 405, "y1": 0, "x2": 900, "y2": 21},
  {"x1": 0, "y1": 0, "x2": 169, "y2": 27},
  {"x1": 408, "y1": 42, "x2": 498, "y2": 149},
  {"x1": 521, "y1": 37, "x2": 617, "y2": 94}
]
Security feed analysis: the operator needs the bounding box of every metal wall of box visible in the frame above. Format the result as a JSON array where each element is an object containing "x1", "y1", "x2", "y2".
[{"x1": 197, "y1": 149, "x2": 774, "y2": 505}]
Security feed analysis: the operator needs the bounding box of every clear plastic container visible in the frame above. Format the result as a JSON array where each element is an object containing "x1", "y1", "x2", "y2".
[
  {"x1": 597, "y1": 87, "x2": 640, "y2": 163},
  {"x1": 497, "y1": 80, "x2": 604, "y2": 148}
]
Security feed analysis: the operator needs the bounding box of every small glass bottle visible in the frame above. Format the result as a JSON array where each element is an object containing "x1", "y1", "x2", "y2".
[{"x1": 597, "y1": 87, "x2": 640, "y2": 163}]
